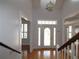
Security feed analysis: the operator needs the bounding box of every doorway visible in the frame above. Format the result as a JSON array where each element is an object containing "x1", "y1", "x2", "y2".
[{"x1": 37, "y1": 20, "x2": 57, "y2": 48}]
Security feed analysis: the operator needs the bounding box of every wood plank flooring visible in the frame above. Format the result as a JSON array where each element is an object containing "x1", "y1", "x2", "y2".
[{"x1": 23, "y1": 49, "x2": 56, "y2": 59}]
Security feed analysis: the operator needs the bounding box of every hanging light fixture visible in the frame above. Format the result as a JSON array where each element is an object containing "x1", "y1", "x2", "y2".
[{"x1": 46, "y1": 0, "x2": 56, "y2": 11}]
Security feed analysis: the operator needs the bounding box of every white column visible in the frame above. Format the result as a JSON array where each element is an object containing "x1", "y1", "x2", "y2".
[
  {"x1": 64, "y1": 26, "x2": 68, "y2": 42},
  {"x1": 64, "y1": 48, "x2": 66, "y2": 59},
  {"x1": 41, "y1": 27, "x2": 44, "y2": 47},
  {"x1": 56, "y1": 45, "x2": 60, "y2": 59},
  {"x1": 50, "y1": 26, "x2": 54, "y2": 48},
  {"x1": 71, "y1": 43, "x2": 75, "y2": 59},
  {"x1": 67, "y1": 46, "x2": 69, "y2": 59},
  {"x1": 58, "y1": 51, "x2": 61, "y2": 59},
  {"x1": 75, "y1": 40, "x2": 78, "y2": 59},
  {"x1": 72, "y1": 25, "x2": 76, "y2": 36}
]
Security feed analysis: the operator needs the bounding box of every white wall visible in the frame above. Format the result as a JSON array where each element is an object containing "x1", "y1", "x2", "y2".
[
  {"x1": 20, "y1": 0, "x2": 32, "y2": 46},
  {"x1": 62, "y1": 0, "x2": 79, "y2": 43},
  {"x1": 20, "y1": 0, "x2": 32, "y2": 20},
  {"x1": 0, "y1": 0, "x2": 21, "y2": 50},
  {"x1": 0, "y1": 46, "x2": 21, "y2": 59},
  {"x1": 62, "y1": 0, "x2": 79, "y2": 18},
  {"x1": 0, "y1": 0, "x2": 22, "y2": 59},
  {"x1": 0, "y1": 0, "x2": 32, "y2": 58}
]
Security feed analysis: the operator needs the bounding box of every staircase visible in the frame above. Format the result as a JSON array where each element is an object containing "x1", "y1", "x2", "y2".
[{"x1": 58, "y1": 33, "x2": 79, "y2": 59}]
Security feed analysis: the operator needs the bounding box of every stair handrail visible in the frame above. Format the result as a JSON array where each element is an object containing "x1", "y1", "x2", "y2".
[
  {"x1": 0, "y1": 42, "x2": 21, "y2": 54},
  {"x1": 58, "y1": 32, "x2": 79, "y2": 51}
]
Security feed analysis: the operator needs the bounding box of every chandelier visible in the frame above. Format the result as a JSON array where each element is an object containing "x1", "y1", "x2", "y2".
[{"x1": 46, "y1": 0, "x2": 56, "y2": 11}]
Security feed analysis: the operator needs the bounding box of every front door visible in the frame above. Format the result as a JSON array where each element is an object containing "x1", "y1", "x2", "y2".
[{"x1": 38, "y1": 25, "x2": 56, "y2": 48}]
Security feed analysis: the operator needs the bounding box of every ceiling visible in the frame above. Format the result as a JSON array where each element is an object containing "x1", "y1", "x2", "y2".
[
  {"x1": 55, "y1": 0, "x2": 64, "y2": 9},
  {"x1": 64, "y1": 12, "x2": 79, "y2": 26},
  {"x1": 32, "y1": 0, "x2": 64, "y2": 10}
]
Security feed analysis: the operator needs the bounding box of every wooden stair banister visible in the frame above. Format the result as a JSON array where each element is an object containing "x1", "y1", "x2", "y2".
[
  {"x1": 58, "y1": 32, "x2": 79, "y2": 51},
  {"x1": 58, "y1": 32, "x2": 79, "y2": 59}
]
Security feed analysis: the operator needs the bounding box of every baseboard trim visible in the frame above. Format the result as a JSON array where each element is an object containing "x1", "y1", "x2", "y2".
[{"x1": 33, "y1": 48, "x2": 56, "y2": 51}]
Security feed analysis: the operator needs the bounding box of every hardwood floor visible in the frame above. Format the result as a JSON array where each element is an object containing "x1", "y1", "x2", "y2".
[{"x1": 23, "y1": 49, "x2": 56, "y2": 59}]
